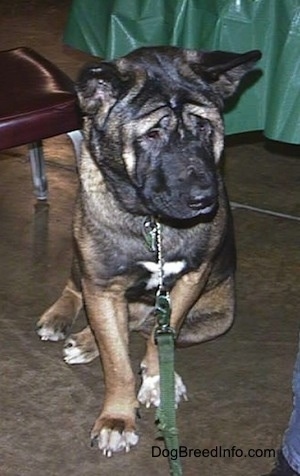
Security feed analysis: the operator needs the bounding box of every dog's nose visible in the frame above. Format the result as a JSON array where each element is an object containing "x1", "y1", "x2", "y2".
[
  {"x1": 184, "y1": 167, "x2": 214, "y2": 210},
  {"x1": 188, "y1": 187, "x2": 213, "y2": 209}
]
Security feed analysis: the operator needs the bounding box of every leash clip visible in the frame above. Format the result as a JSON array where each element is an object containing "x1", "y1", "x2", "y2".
[
  {"x1": 155, "y1": 291, "x2": 171, "y2": 325},
  {"x1": 143, "y1": 217, "x2": 158, "y2": 252},
  {"x1": 154, "y1": 291, "x2": 175, "y2": 344}
]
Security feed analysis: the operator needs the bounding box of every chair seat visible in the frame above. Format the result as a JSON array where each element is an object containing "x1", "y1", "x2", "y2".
[{"x1": 0, "y1": 47, "x2": 82, "y2": 150}]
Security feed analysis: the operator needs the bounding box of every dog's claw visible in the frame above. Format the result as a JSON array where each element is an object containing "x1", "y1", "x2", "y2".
[{"x1": 103, "y1": 449, "x2": 112, "y2": 458}]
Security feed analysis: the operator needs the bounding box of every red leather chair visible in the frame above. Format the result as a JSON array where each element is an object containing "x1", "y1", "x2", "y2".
[{"x1": 0, "y1": 47, "x2": 82, "y2": 200}]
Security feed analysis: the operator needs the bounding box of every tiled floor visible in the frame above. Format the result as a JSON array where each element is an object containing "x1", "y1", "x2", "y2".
[{"x1": 0, "y1": 2, "x2": 299, "y2": 475}]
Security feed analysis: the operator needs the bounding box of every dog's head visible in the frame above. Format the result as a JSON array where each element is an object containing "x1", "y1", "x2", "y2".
[{"x1": 77, "y1": 47, "x2": 261, "y2": 221}]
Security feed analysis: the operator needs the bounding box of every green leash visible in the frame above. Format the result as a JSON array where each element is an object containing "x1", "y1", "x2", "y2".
[
  {"x1": 155, "y1": 292, "x2": 183, "y2": 476},
  {"x1": 144, "y1": 218, "x2": 183, "y2": 476}
]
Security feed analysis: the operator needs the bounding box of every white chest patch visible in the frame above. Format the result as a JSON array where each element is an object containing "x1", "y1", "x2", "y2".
[{"x1": 138, "y1": 260, "x2": 186, "y2": 290}]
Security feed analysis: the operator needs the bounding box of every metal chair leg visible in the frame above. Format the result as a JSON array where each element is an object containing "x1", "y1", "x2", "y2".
[
  {"x1": 29, "y1": 140, "x2": 48, "y2": 200},
  {"x1": 28, "y1": 131, "x2": 82, "y2": 201}
]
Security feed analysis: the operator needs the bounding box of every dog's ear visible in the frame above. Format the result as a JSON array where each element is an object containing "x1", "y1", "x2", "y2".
[
  {"x1": 190, "y1": 50, "x2": 262, "y2": 99},
  {"x1": 76, "y1": 62, "x2": 123, "y2": 117}
]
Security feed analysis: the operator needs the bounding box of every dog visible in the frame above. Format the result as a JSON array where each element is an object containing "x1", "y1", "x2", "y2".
[{"x1": 36, "y1": 46, "x2": 261, "y2": 456}]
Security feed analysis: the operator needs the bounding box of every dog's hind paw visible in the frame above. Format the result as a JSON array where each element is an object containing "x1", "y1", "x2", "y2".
[
  {"x1": 63, "y1": 326, "x2": 99, "y2": 364},
  {"x1": 91, "y1": 417, "x2": 139, "y2": 456},
  {"x1": 137, "y1": 369, "x2": 188, "y2": 408},
  {"x1": 36, "y1": 320, "x2": 70, "y2": 341}
]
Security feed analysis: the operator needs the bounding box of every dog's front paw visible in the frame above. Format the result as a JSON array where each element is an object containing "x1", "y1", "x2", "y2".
[
  {"x1": 137, "y1": 368, "x2": 188, "y2": 408},
  {"x1": 91, "y1": 416, "x2": 139, "y2": 457},
  {"x1": 63, "y1": 326, "x2": 99, "y2": 364}
]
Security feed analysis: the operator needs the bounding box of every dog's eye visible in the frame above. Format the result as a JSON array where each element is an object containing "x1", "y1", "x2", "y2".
[
  {"x1": 145, "y1": 129, "x2": 161, "y2": 140},
  {"x1": 189, "y1": 114, "x2": 212, "y2": 136},
  {"x1": 196, "y1": 116, "x2": 210, "y2": 131},
  {"x1": 198, "y1": 118, "x2": 209, "y2": 131}
]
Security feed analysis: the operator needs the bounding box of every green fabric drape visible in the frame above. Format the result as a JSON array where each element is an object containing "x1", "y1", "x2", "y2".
[{"x1": 64, "y1": 0, "x2": 300, "y2": 144}]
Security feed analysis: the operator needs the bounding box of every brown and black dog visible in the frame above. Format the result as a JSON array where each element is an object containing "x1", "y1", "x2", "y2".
[{"x1": 36, "y1": 46, "x2": 261, "y2": 456}]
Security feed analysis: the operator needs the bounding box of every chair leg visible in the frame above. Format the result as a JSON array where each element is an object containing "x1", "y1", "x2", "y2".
[
  {"x1": 28, "y1": 131, "x2": 82, "y2": 201},
  {"x1": 67, "y1": 130, "x2": 83, "y2": 163},
  {"x1": 29, "y1": 140, "x2": 48, "y2": 200}
]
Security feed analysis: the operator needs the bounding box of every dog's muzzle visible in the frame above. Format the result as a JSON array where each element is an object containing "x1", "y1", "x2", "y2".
[
  {"x1": 140, "y1": 165, "x2": 218, "y2": 221},
  {"x1": 184, "y1": 165, "x2": 217, "y2": 214}
]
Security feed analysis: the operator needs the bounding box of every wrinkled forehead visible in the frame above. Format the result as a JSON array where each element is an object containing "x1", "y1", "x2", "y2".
[{"x1": 114, "y1": 52, "x2": 218, "y2": 114}]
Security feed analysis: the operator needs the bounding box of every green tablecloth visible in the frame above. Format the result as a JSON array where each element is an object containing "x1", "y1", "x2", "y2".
[{"x1": 64, "y1": 0, "x2": 300, "y2": 144}]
